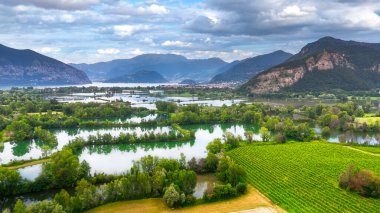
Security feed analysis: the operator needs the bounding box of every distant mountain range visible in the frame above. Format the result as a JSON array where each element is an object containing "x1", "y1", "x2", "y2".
[
  {"x1": 71, "y1": 54, "x2": 228, "y2": 82},
  {"x1": 3, "y1": 36, "x2": 379, "y2": 90},
  {"x1": 242, "y1": 37, "x2": 380, "y2": 94},
  {"x1": 179, "y1": 79, "x2": 197, "y2": 85},
  {"x1": 0, "y1": 44, "x2": 90, "y2": 86},
  {"x1": 210, "y1": 50, "x2": 293, "y2": 83},
  {"x1": 105, "y1": 70, "x2": 168, "y2": 83}
]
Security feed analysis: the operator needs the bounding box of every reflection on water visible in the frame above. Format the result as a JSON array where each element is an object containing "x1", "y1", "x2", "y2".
[
  {"x1": 193, "y1": 175, "x2": 219, "y2": 199},
  {"x1": 0, "y1": 187, "x2": 75, "y2": 210},
  {"x1": 314, "y1": 128, "x2": 380, "y2": 146},
  {"x1": 18, "y1": 164, "x2": 42, "y2": 181},
  {"x1": 0, "y1": 126, "x2": 171, "y2": 164},
  {"x1": 3, "y1": 124, "x2": 380, "y2": 179},
  {"x1": 80, "y1": 124, "x2": 259, "y2": 175}
]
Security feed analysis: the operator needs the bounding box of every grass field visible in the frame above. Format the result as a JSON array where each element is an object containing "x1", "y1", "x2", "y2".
[
  {"x1": 229, "y1": 142, "x2": 380, "y2": 213},
  {"x1": 86, "y1": 186, "x2": 284, "y2": 213},
  {"x1": 355, "y1": 116, "x2": 380, "y2": 124}
]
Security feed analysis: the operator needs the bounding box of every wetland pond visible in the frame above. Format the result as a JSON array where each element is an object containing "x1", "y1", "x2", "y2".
[{"x1": 1, "y1": 123, "x2": 380, "y2": 209}]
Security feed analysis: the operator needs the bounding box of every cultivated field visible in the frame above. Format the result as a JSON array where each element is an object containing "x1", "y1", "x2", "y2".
[{"x1": 229, "y1": 142, "x2": 380, "y2": 213}]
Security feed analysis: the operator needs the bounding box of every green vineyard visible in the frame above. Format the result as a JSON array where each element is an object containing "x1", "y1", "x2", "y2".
[{"x1": 229, "y1": 142, "x2": 380, "y2": 213}]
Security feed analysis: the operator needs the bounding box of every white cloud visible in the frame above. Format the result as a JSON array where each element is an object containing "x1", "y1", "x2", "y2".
[
  {"x1": 60, "y1": 14, "x2": 76, "y2": 23},
  {"x1": 19, "y1": 0, "x2": 99, "y2": 10},
  {"x1": 37, "y1": 47, "x2": 61, "y2": 54},
  {"x1": 113, "y1": 25, "x2": 151, "y2": 37},
  {"x1": 136, "y1": 4, "x2": 169, "y2": 15},
  {"x1": 14, "y1": 5, "x2": 34, "y2": 12},
  {"x1": 161, "y1": 40, "x2": 192, "y2": 47},
  {"x1": 279, "y1": 5, "x2": 315, "y2": 18},
  {"x1": 131, "y1": 48, "x2": 144, "y2": 55},
  {"x1": 97, "y1": 48, "x2": 120, "y2": 54},
  {"x1": 107, "y1": 3, "x2": 169, "y2": 16},
  {"x1": 325, "y1": 7, "x2": 380, "y2": 30}
]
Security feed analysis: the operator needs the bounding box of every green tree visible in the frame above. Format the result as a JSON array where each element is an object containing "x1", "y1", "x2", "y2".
[
  {"x1": 259, "y1": 127, "x2": 270, "y2": 142},
  {"x1": 26, "y1": 200, "x2": 64, "y2": 213},
  {"x1": 44, "y1": 148, "x2": 80, "y2": 188},
  {"x1": 163, "y1": 184, "x2": 185, "y2": 208},
  {"x1": 78, "y1": 160, "x2": 91, "y2": 179},
  {"x1": 354, "y1": 108, "x2": 365, "y2": 117},
  {"x1": 223, "y1": 132, "x2": 240, "y2": 150},
  {"x1": 203, "y1": 153, "x2": 219, "y2": 173},
  {"x1": 54, "y1": 189, "x2": 72, "y2": 212},
  {"x1": 227, "y1": 163, "x2": 246, "y2": 187},
  {"x1": 321, "y1": 126, "x2": 331, "y2": 137},
  {"x1": 244, "y1": 131, "x2": 254, "y2": 144},
  {"x1": 206, "y1": 139, "x2": 223, "y2": 154},
  {"x1": 13, "y1": 199, "x2": 25, "y2": 213},
  {"x1": 0, "y1": 167, "x2": 23, "y2": 196},
  {"x1": 7, "y1": 120, "x2": 32, "y2": 141}
]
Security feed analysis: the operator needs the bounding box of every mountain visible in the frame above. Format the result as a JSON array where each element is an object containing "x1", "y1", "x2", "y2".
[
  {"x1": 210, "y1": 50, "x2": 293, "y2": 83},
  {"x1": 71, "y1": 54, "x2": 228, "y2": 82},
  {"x1": 0, "y1": 44, "x2": 91, "y2": 86},
  {"x1": 242, "y1": 37, "x2": 380, "y2": 94},
  {"x1": 105, "y1": 70, "x2": 168, "y2": 83},
  {"x1": 179, "y1": 79, "x2": 197, "y2": 85}
]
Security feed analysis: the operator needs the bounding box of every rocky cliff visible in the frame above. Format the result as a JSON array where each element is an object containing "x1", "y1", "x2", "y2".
[{"x1": 243, "y1": 37, "x2": 380, "y2": 93}]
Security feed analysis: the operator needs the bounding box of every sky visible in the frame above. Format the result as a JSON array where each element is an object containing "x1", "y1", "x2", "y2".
[{"x1": 1, "y1": 0, "x2": 380, "y2": 64}]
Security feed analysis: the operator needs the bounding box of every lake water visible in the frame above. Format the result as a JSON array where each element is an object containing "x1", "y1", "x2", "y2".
[
  {"x1": 54, "y1": 92, "x2": 247, "y2": 109},
  {"x1": 1, "y1": 126, "x2": 172, "y2": 165},
  {"x1": 2, "y1": 123, "x2": 380, "y2": 210},
  {"x1": 2, "y1": 124, "x2": 380, "y2": 178},
  {"x1": 0, "y1": 82, "x2": 178, "y2": 90},
  {"x1": 3, "y1": 124, "x2": 259, "y2": 179}
]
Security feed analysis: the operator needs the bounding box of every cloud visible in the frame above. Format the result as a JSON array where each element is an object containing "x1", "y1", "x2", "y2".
[
  {"x1": 186, "y1": 0, "x2": 380, "y2": 36},
  {"x1": 1, "y1": 0, "x2": 380, "y2": 64},
  {"x1": 134, "y1": 4, "x2": 169, "y2": 15},
  {"x1": 131, "y1": 48, "x2": 144, "y2": 55},
  {"x1": 113, "y1": 25, "x2": 152, "y2": 37},
  {"x1": 278, "y1": 5, "x2": 316, "y2": 18},
  {"x1": 17, "y1": 0, "x2": 99, "y2": 10},
  {"x1": 60, "y1": 14, "x2": 76, "y2": 23},
  {"x1": 161, "y1": 40, "x2": 192, "y2": 47},
  {"x1": 97, "y1": 48, "x2": 120, "y2": 54},
  {"x1": 107, "y1": 3, "x2": 169, "y2": 16},
  {"x1": 37, "y1": 47, "x2": 61, "y2": 54}
]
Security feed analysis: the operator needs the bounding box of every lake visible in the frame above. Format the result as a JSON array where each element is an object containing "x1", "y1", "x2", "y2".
[
  {"x1": 1, "y1": 123, "x2": 380, "y2": 210},
  {"x1": 3, "y1": 124, "x2": 259, "y2": 178},
  {"x1": 52, "y1": 92, "x2": 247, "y2": 109}
]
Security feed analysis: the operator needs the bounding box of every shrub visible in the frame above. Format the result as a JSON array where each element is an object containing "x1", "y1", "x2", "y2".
[
  {"x1": 275, "y1": 132, "x2": 286, "y2": 143},
  {"x1": 236, "y1": 182, "x2": 248, "y2": 194},
  {"x1": 163, "y1": 184, "x2": 185, "y2": 208},
  {"x1": 339, "y1": 164, "x2": 380, "y2": 198}
]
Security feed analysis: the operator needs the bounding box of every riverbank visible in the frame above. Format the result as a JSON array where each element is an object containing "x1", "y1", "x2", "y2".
[{"x1": 3, "y1": 159, "x2": 50, "y2": 170}]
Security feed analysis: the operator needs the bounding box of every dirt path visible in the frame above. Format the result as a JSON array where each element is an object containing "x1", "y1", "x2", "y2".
[
  {"x1": 231, "y1": 207, "x2": 278, "y2": 213},
  {"x1": 344, "y1": 146, "x2": 380, "y2": 157}
]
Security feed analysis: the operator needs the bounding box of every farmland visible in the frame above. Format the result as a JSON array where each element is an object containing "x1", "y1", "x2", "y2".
[{"x1": 229, "y1": 142, "x2": 380, "y2": 213}]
